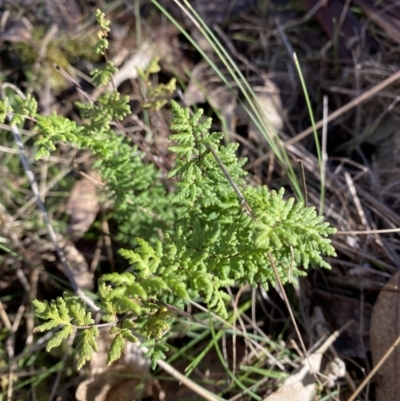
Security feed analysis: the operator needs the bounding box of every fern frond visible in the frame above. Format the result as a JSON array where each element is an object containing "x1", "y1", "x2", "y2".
[
  {"x1": 30, "y1": 12, "x2": 337, "y2": 371},
  {"x1": 107, "y1": 333, "x2": 125, "y2": 365},
  {"x1": 76, "y1": 327, "x2": 99, "y2": 369}
]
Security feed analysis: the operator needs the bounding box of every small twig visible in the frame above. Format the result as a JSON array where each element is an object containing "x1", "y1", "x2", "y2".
[
  {"x1": 213, "y1": 25, "x2": 260, "y2": 76},
  {"x1": 320, "y1": 95, "x2": 328, "y2": 215},
  {"x1": 47, "y1": 331, "x2": 76, "y2": 401},
  {"x1": 26, "y1": 268, "x2": 39, "y2": 348},
  {"x1": 101, "y1": 217, "x2": 115, "y2": 272},
  {"x1": 270, "y1": 0, "x2": 325, "y2": 35},
  {"x1": 189, "y1": 300, "x2": 286, "y2": 371},
  {"x1": 297, "y1": 158, "x2": 307, "y2": 207},
  {"x1": 156, "y1": 359, "x2": 221, "y2": 401},
  {"x1": 70, "y1": 322, "x2": 116, "y2": 330},
  {"x1": 249, "y1": 68, "x2": 400, "y2": 168},
  {"x1": 344, "y1": 172, "x2": 370, "y2": 229},
  {"x1": 154, "y1": 300, "x2": 208, "y2": 326},
  {"x1": 7, "y1": 303, "x2": 25, "y2": 401},
  {"x1": 13, "y1": 155, "x2": 77, "y2": 221},
  {"x1": 29, "y1": 24, "x2": 58, "y2": 97},
  {"x1": 227, "y1": 285, "x2": 252, "y2": 377},
  {"x1": 313, "y1": 307, "x2": 357, "y2": 392},
  {"x1": 53, "y1": 63, "x2": 95, "y2": 103},
  {"x1": 268, "y1": 252, "x2": 319, "y2": 384},
  {"x1": 336, "y1": 227, "x2": 400, "y2": 235},
  {"x1": 288, "y1": 68, "x2": 400, "y2": 146},
  {"x1": 0, "y1": 331, "x2": 55, "y2": 375},
  {"x1": 347, "y1": 334, "x2": 400, "y2": 401},
  {"x1": 5, "y1": 104, "x2": 99, "y2": 312},
  {"x1": 0, "y1": 301, "x2": 12, "y2": 330}
]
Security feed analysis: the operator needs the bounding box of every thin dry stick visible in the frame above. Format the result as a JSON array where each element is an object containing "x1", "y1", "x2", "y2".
[
  {"x1": 0, "y1": 202, "x2": 33, "y2": 295},
  {"x1": 271, "y1": 0, "x2": 325, "y2": 34},
  {"x1": 297, "y1": 159, "x2": 307, "y2": 206},
  {"x1": 0, "y1": 302, "x2": 11, "y2": 330},
  {"x1": 156, "y1": 359, "x2": 221, "y2": 401},
  {"x1": 288, "y1": 69, "x2": 400, "y2": 146},
  {"x1": 26, "y1": 268, "x2": 39, "y2": 347},
  {"x1": 344, "y1": 172, "x2": 369, "y2": 229},
  {"x1": 313, "y1": 308, "x2": 356, "y2": 392},
  {"x1": 0, "y1": 331, "x2": 55, "y2": 375},
  {"x1": 13, "y1": 152, "x2": 82, "y2": 221},
  {"x1": 286, "y1": 71, "x2": 400, "y2": 145},
  {"x1": 267, "y1": 253, "x2": 319, "y2": 383},
  {"x1": 336, "y1": 228, "x2": 400, "y2": 235},
  {"x1": 47, "y1": 331, "x2": 76, "y2": 401},
  {"x1": 240, "y1": 312, "x2": 287, "y2": 361},
  {"x1": 336, "y1": 0, "x2": 352, "y2": 39},
  {"x1": 315, "y1": 320, "x2": 354, "y2": 355},
  {"x1": 29, "y1": 24, "x2": 58, "y2": 98},
  {"x1": 189, "y1": 300, "x2": 286, "y2": 371},
  {"x1": 7, "y1": 113, "x2": 100, "y2": 313},
  {"x1": 250, "y1": 69, "x2": 400, "y2": 168},
  {"x1": 7, "y1": 304, "x2": 25, "y2": 401},
  {"x1": 229, "y1": 376, "x2": 271, "y2": 401},
  {"x1": 213, "y1": 25, "x2": 260, "y2": 76},
  {"x1": 227, "y1": 285, "x2": 253, "y2": 377},
  {"x1": 320, "y1": 95, "x2": 328, "y2": 215},
  {"x1": 347, "y1": 334, "x2": 400, "y2": 401}
]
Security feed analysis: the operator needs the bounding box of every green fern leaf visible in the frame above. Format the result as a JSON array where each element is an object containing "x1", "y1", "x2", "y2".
[
  {"x1": 32, "y1": 298, "x2": 71, "y2": 330},
  {"x1": 121, "y1": 328, "x2": 138, "y2": 343},
  {"x1": 67, "y1": 299, "x2": 94, "y2": 326},
  {"x1": 46, "y1": 325, "x2": 74, "y2": 351},
  {"x1": 34, "y1": 320, "x2": 64, "y2": 332},
  {"x1": 76, "y1": 327, "x2": 99, "y2": 370},
  {"x1": 115, "y1": 296, "x2": 142, "y2": 315},
  {"x1": 0, "y1": 99, "x2": 12, "y2": 122},
  {"x1": 107, "y1": 333, "x2": 125, "y2": 365},
  {"x1": 144, "y1": 342, "x2": 167, "y2": 370},
  {"x1": 32, "y1": 299, "x2": 48, "y2": 318},
  {"x1": 91, "y1": 61, "x2": 117, "y2": 86}
]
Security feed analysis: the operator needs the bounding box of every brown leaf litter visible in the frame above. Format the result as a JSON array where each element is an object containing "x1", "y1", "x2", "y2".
[
  {"x1": 66, "y1": 170, "x2": 101, "y2": 241},
  {"x1": 370, "y1": 270, "x2": 400, "y2": 401}
]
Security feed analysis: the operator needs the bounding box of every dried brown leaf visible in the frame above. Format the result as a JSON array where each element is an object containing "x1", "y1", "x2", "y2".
[
  {"x1": 66, "y1": 171, "x2": 101, "y2": 240},
  {"x1": 370, "y1": 270, "x2": 400, "y2": 401},
  {"x1": 56, "y1": 233, "x2": 93, "y2": 290}
]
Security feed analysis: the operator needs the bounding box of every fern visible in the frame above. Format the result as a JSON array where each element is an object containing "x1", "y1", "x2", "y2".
[
  {"x1": 30, "y1": 99, "x2": 335, "y2": 367},
  {"x1": 0, "y1": 11, "x2": 338, "y2": 370},
  {"x1": 32, "y1": 297, "x2": 99, "y2": 369},
  {"x1": 139, "y1": 57, "x2": 177, "y2": 111}
]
